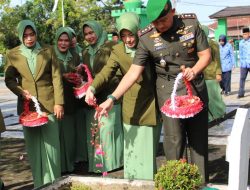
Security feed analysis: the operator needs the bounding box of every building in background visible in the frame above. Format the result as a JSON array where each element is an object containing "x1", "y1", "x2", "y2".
[
  {"x1": 208, "y1": 6, "x2": 250, "y2": 66},
  {"x1": 209, "y1": 6, "x2": 250, "y2": 42}
]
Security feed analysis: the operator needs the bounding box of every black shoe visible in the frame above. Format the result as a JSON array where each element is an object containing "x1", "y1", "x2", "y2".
[
  {"x1": 221, "y1": 90, "x2": 225, "y2": 95},
  {"x1": 237, "y1": 95, "x2": 244, "y2": 99}
]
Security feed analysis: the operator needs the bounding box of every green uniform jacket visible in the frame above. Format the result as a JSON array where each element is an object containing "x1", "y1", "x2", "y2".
[
  {"x1": 5, "y1": 44, "x2": 64, "y2": 114},
  {"x1": 92, "y1": 43, "x2": 158, "y2": 126},
  {"x1": 58, "y1": 51, "x2": 80, "y2": 114},
  {"x1": 134, "y1": 14, "x2": 209, "y2": 107},
  {"x1": 204, "y1": 39, "x2": 222, "y2": 80},
  {"x1": 82, "y1": 41, "x2": 122, "y2": 104}
]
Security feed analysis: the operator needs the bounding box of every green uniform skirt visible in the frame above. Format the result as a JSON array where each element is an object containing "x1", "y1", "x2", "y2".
[
  {"x1": 58, "y1": 114, "x2": 76, "y2": 173},
  {"x1": 205, "y1": 80, "x2": 226, "y2": 122},
  {"x1": 86, "y1": 104, "x2": 124, "y2": 173},
  {"x1": 123, "y1": 123, "x2": 159, "y2": 180},
  {"x1": 74, "y1": 108, "x2": 88, "y2": 162},
  {"x1": 23, "y1": 114, "x2": 61, "y2": 188}
]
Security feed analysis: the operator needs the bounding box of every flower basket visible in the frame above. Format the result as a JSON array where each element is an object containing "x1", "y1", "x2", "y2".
[
  {"x1": 160, "y1": 73, "x2": 203, "y2": 118},
  {"x1": 63, "y1": 64, "x2": 93, "y2": 99},
  {"x1": 19, "y1": 96, "x2": 48, "y2": 127}
]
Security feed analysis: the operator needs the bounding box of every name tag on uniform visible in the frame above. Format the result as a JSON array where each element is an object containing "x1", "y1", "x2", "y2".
[
  {"x1": 154, "y1": 45, "x2": 166, "y2": 51},
  {"x1": 179, "y1": 32, "x2": 194, "y2": 42}
]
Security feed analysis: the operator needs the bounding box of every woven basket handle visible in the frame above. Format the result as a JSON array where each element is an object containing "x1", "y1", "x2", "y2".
[
  {"x1": 23, "y1": 96, "x2": 43, "y2": 116},
  {"x1": 77, "y1": 64, "x2": 93, "y2": 83},
  {"x1": 170, "y1": 71, "x2": 193, "y2": 110}
]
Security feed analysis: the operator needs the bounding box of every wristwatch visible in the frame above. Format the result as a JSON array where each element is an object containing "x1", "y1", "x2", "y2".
[{"x1": 107, "y1": 94, "x2": 117, "y2": 103}]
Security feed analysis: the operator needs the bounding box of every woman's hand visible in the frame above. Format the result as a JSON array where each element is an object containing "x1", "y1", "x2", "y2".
[
  {"x1": 216, "y1": 74, "x2": 222, "y2": 82},
  {"x1": 85, "y1": 87, "x2": 96, "y2": 106},
  {"x1": 22, "y1": 90, "x2": 32, "y2": 100},
  {"x1": 94, "y1": 99, "x2": 113, "y2": 120},
  {"x1": 54, "y1": 105, "x2": 64, "y2": 119}
]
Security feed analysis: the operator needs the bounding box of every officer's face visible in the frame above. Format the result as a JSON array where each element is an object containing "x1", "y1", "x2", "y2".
[
  {"x1": 57, "y1": 33, "x2": 71, "y2": 53},
  {"x1": 23, "y1": 27, "x2": 37, "y2": 48},
  {"x1": 152, "y1": 9, "x2": 175, "y2": 33},
  {"x1": 83, "y1": 26, "x2": 98, "y2": 45},
  {"x1": 120, "y1": 29, "x2": 137, "y2": 48}
]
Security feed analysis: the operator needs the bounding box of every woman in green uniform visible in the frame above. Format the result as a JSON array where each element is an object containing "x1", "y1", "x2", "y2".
[
  {"x1": 0, "y1": 109, "x2": 6, "y2": 190},
  {"x1": 67, "y1": 27, "x2": 83, "y2": 62},
  {"x1": 67, "y1": 27, "x2": 88, "y2": 164},
  {"x1": 54, "y1": 27, "x2": 80, "y2": 173},
  {"x1": 81, "y1": 20, "x2": 123, "y2": 173},
  {"x1": 5, "y1": 20, "x2": 64, "y2": 188},
  {"x1": 85, "y1": 12, "x2": 160, "y2": 180},
  {"x1": 202, "y1": 25, "x2": 225, "y2": 122}
]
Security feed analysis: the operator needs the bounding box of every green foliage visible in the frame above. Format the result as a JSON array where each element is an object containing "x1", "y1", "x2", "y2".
[
  {"x1": 0, "y1": 0, "x2": 117, "y2": 52},
  {"x1": 154, "y1": 159, "x2": 202, "y2": 190}
]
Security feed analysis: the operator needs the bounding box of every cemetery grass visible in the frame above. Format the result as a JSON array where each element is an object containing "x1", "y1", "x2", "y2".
[{"x1": 1, "y1": 138, "x2": 249, "y2": 190}]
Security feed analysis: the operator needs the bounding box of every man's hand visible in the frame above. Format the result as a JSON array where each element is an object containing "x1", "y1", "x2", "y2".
[
  {"x1": 181, "y1": 66, "x2": 196, "y2": 81},
  {"x1": 54, "y1": 105, "x2": 64, "y2": 119},
  {"x1": 21, "y1": 90, "x2": 32, "y2": 100}
]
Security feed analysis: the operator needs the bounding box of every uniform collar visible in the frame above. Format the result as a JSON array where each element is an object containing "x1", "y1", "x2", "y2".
[{"x1": 161, "y1": 15, "x2": 184, "y2": 35}]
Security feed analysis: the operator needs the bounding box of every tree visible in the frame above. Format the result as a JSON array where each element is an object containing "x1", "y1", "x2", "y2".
[{"x1": 0, "y1": 0, "x2": 118, "y2": 53}]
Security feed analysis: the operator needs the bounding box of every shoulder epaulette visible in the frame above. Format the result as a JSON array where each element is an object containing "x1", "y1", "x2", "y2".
[
  {"x1": 178, "y1": 13, "x2": 197, "y2": 19},
  {"x1": 138, "y1": 24, "x2": 154, "y2": 37}
]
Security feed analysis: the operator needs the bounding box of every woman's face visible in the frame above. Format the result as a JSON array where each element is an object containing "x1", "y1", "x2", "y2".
[
  {"x1": 71, "y1": 36, "x2": 77, "y2": 48},
  {"x1": 83, "y1": 26, "x2": 98, "y2": 45},
  {"x1": 57, "y1": 33, "x2": 70, "y2": 53},
  {"x1": 120, "y1": 29, "x2": 137, "y2": 48},
  {"x1": 23, "y1": 27, "x2": 37, "y2": 48}
]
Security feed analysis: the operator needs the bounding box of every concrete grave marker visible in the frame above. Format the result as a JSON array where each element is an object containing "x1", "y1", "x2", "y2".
[{"x1": 226, "y1": 108, "x2": 250, "y2": 190}]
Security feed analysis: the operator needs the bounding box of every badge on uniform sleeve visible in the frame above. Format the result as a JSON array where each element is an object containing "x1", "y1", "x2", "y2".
[{"x1": 179, "y1": 32, "x2": 194, "y2": 42}]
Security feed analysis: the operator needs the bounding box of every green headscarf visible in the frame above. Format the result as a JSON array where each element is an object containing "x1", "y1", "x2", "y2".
[
  {"x1": 83, "y1": 20, "x2": 107, "y2": 68},
  {"x1": 116, "y1": 12, "x2": 140, "y2": 57},
  {"x1": 67, "y1": 27, "x2": 76, "y2": 37},
  {"x1": 54, "y1": 27, "x2": 73, "y2": 71},
  {"x1": 67, "y1": 27, "x2": 83, "y2": 60},
  {"x1": 17, "y1": 20, "x2": 41, "y2": 76}
]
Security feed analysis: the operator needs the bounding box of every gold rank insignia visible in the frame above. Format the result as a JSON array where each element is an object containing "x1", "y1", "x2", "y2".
[
  {"x1": 150, "y1": 32, "x2": 161, "y2": 38},
  {"x1": 184, "y1": 25, "x2": 193, "y2": 31}
]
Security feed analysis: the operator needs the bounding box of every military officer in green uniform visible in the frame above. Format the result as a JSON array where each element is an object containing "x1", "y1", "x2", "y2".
[{"x1": 96, "y1": 0, "x2": 211, "y2": 184}]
